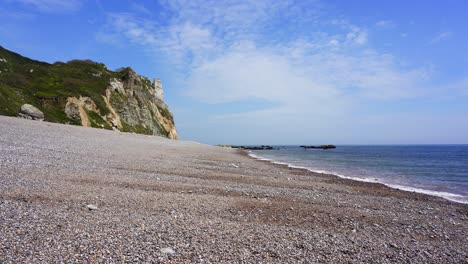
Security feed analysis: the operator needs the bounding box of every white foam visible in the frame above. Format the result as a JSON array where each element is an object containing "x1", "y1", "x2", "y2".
[
  {"x1": 386, "y1": 184, "x2": 468, "y2": 204},
  {"x1": 248, "y1": 152, "x2": 273, "y2": 161},
  {"x1": 248, "y1": 151, "x2": 468, "y2": 204}
]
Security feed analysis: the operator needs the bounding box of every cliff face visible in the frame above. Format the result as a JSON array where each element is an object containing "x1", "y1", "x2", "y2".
[
  {"x1": 63, "y1": 68, "x2": 177, "y2": 139},
  {"x1": 0, "y1": 46, "x2": 177, "y2": 139}
]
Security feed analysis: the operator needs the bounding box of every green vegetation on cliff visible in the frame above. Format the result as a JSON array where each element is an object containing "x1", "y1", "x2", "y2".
[
  {"x1": 1, "y1": 46, "x2": 115, "y2": 121},
  {"x1": 0, "y1": 46, "x2": 178, "y2": 139}
]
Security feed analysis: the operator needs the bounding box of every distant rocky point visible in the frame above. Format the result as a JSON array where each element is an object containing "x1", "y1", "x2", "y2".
[
  {"x1": 231, "y1": 145, "x2": 274, "y2": 150},
  {"x1": 0, "y1": 46, "x2": 177, "y2": 139},
  {"x1": 300, "y1": 145, "x2": 336, "y2": 149}
]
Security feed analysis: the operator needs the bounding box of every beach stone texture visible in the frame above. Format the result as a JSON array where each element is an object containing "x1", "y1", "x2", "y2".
[{"x1": 0, "y1": 116, "x2": 467, "y2": 263}]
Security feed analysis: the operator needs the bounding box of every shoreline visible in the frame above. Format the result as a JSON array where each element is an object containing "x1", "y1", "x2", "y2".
[
  {"x1": 245, "y1": 151, "x2": 468, "y2": 205},
  {"x1": 1, "y1": 116, "x2": 467, "y2": 262},
  {"x1": 238, "y1": 150, "x2": 462, "y2": 206}
]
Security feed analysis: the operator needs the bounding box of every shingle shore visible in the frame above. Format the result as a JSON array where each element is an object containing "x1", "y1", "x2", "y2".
[{"x1": 0, "y1": 116, "x2": 467, "y2": 263}]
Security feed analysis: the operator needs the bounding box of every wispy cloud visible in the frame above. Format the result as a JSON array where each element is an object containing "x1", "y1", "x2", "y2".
[
  {"x1": 130, "y1": 3, "x2": 152, "y2": 16},
  {"x1": 15, "y1": 0, "x2": 82, "y2": 13},
  {"x1": 103, "y1": 13, "x2": 217, "y2": 64},
  {"x1": 103, "y1": 1, "x2": 325, "y2": 63},
  {"x1": 375, "y1": 20, "x2": 396, "y2": 29},
  {"x1": 429, "y1": 31, "x2": 453, "y2": 44},
  {"x1": 97, "y1": 0, "x2": 442, "y2": 141},
  {"x1": 346, "y1": 29, "x2": 368, "y2": 45}
]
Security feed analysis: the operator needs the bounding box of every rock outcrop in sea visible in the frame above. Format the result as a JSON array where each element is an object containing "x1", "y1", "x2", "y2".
[
  {"x1": 231, "y1": 145, "x2": 274, "y2": 150},
  {"x1": 300, "y1": 145, "x2": 336, "y2": 149},
  {"x1": 0, "y1": 46, "x2": 177, "y2": 139}
]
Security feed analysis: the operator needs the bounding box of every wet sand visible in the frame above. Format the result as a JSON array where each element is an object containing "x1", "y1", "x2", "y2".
[{"x1": 0, "y1": 116, "x2": 467, "y2": 263}]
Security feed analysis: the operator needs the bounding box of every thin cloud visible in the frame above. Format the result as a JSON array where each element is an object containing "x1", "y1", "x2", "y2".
[
  {"x1": 130, "y1": 3, "x2": 152, "y2": 16},
  {"x1": 375, "y1": 20, "x2": 396, "y2": 29},
  {"x1": 15, "y1": 0, "x2": 82, "y2": 13},
  {"x1": 346, "y1": 29, "x2": 367, "y2": 45},
  {"x1": 429, "y1": 31, "x2": 453, "y2": 44},
  {"x1": 103, "y1": 13, "x2": 217, "y2": 65}
]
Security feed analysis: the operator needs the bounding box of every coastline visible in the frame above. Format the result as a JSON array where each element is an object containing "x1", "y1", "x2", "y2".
[
  {"x1": 1, "y1": 116, "x2": 467, "y2": 262},
  {"x1": 246, "y1": 151, "x2": 468, "y2": 204}
]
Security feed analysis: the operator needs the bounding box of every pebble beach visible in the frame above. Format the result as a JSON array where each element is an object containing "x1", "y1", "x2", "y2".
[{"x1": 0, "y1": 116, "x2": 467, "y2": 263}]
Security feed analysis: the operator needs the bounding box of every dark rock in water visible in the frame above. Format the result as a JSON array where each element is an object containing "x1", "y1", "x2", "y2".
[
  {"x1": 232, "y1": 145, "x2": 274, "y2": 150},
  {"x1": 300, "y1": 145, "x2": 336, "y2": 149},
  {"x1": 18, "y1": 104, "x2": 44, "y2": 121}
]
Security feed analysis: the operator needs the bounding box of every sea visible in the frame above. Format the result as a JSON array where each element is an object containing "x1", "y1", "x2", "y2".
[{"x1": 248, "y1": 145, "x2": 468, "y2": 204}]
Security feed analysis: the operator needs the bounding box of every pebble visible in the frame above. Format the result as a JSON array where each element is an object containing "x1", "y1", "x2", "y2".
[
  {"x1": 86, "y1": 204, "x2": 98, "y2": 211},
  {"x1": 160, "y1": 247, "x2": 175, "y2": 255}
]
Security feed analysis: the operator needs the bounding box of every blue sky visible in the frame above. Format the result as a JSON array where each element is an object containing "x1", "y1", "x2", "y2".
[{"x1": 1, "y1": 0, "x2": 467, "y2": 144}]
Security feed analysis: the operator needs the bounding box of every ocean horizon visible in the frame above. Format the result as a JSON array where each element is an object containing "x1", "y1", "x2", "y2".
[{"x1": 248, "y1": 145, "x2": 468, "y2": 204}]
